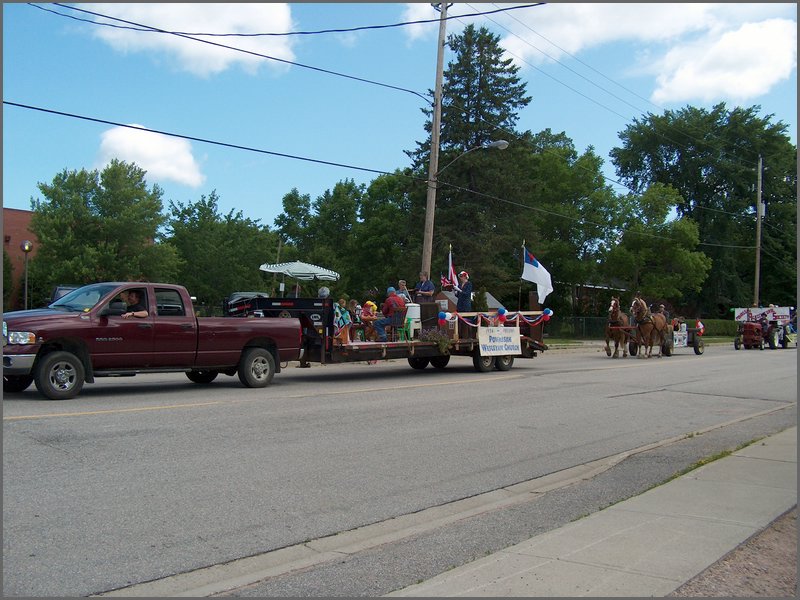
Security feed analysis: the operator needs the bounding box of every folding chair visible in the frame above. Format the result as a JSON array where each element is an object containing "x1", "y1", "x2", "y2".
[{"x1": 387, "y1": 309, "x2": 409, "y2": 341}]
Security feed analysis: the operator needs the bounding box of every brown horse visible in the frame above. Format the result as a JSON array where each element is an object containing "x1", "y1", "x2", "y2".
[
  {"x1": 604, "y1": 297, "x2": 629, "y2": 358},
  {"x1": 631, "y1": 298, "x2": 670, "y2": 358}
]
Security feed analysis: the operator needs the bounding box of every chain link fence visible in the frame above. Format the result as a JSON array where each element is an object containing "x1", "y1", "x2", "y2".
[{"x1": 544, "y1": 317, "x2": 608, "y2": 340}]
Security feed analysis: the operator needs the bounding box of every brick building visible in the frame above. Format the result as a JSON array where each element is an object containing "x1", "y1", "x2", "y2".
[{"x1": 3, "y1": 207, "x2": 38, "y2": 310}]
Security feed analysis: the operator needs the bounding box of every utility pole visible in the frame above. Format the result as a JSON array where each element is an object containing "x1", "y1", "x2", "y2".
[
  {"x1": 421, "y1": 2, "x2": 449, "y2": 278},
  {"x1": 753, "y1": 155, "x2": 763, "y2": 307}
]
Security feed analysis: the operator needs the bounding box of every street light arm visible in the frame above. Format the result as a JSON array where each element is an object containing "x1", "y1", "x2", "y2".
[{"x1": 436, "y1": 140, "x2": 509, "y2": 177}]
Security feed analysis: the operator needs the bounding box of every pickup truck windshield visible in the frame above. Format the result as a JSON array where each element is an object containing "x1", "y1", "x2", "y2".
[{"x1": 49, "y1": 284, "x2": 120, "y2": 312}]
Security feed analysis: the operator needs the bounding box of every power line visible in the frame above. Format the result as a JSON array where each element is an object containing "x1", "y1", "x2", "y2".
[
  {"x1": 6, "y1": 99, "x2": 759, "y2": 252},
  {"x1": 38, "y1": 3, "x2": 431, "y2": 104},
  {"x1": 483, "y1": 3, "x2": 766, "y2": 169},
  {"x1": 3, "y1": 101, "x2": 415, "y2": 180},
  {"x1": 35, "y1": 2, "x2": 544, "y2": 37},
  {"x1": 436, "y1": 179, "x2": 757, "y2": 249}
]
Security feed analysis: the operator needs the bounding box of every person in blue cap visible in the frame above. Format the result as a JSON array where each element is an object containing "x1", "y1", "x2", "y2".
[{"x1": 373, "y1": 286, "x2": 407, "y2": 342}]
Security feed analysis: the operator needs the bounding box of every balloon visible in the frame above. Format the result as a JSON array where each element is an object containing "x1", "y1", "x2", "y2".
[
  {"x1": 438, "y1": 318, "x2": 446, "y2": 327},
  {"x1": 498, "y1": 314, "x2": 506, "y2": 323},
  {"x1": 544, "y1": 308, "x2": 553, "y2": 316},
  {"x1": 543, "y1": 314, "x2": 550, "y2": 321},
  {"x1": 445, "y1": 312, "x2": 452, "y2": 320},
  {"x1": 438, "y1": 311, "x2": 446, "y2": 320},
  {"x1": 497, "y1": 307, "x2": 506, "y2": 315}
]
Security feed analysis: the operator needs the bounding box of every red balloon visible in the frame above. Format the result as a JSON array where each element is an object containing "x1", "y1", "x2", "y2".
[
  {"x1": 543, "y1": 314, "x2": 550, "y2": 321},
  {"x1": 498, "y1": 314, "x2": 506, "y2": 323},
  {"x1": 438, "y1": 318, "x2": 447, "y2": 327}
]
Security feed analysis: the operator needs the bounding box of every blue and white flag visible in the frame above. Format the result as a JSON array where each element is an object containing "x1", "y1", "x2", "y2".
[{"x1": 521, "y1": 246, "x2": 553, "y2": 304}]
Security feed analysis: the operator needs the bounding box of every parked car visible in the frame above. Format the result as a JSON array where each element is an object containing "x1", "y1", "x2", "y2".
[{"x1": 50, "y1": 284, "x2": 81, "y2": 302}]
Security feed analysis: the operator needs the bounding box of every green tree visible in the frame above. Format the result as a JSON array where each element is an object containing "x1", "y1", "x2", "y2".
[
  {"x1": 167, "y1": 191, "x2": 278, "y2": 310},
  {"x1": 601, "y1": 184, "x2": 711, "y2": 301},
  {"x1": 409, "y1": 24, "x2": 531, "y2": 164},
  {"x1": 273, "y1": 187, "x2": 312, "y2": 255},
  {"x1": 611, "y1": 103, "x2": 796, "y2": 314},
  {"x1": 27, "y1": 160, "x2": 180, "y2": 302}
]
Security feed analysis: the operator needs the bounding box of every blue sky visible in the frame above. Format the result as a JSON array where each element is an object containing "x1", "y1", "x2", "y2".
[{"x1": 3, "y1": 3, "x2": 797, "y2": 231}]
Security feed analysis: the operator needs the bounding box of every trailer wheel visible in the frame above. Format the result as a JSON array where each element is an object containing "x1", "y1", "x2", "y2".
[
  {"x1": 495, "y1": 356, "x2": 514, "y2": 371},
  {"x1": 734, "y1": 337, "x2": 741, "y2": 350},
  {"x1": 187, "y1": 370, "x2": 219, "y2": 384},
  {"x1": 429, "y1": 356, "x2": 450, "y2": 370},
  {"x1": 238, "y1": 348, "x2": 275, "y2": 388},
  {"x1": 781, "y1": 327, "x2": 789, "y2": 348},
  {"x1": 629, "y1": 341, "x2": 638, "y2": 356},
  {"x1": 693, "y1": 338, "x2": 705, "y2": 355},
  {"x1": 3, "y1": 375, "x2": 34, "y2": 393},
  {"x1": 408, "y1": 357, "x2": 430, "y2": 370},
  {"x1": 472, "y1": 354, "x2": 496, "y2": 373},
  {"x1": 662, "y1": 337, "x2": 673, "y2": 356},
  {"x1": 34, "y1": 351, "x2": 85, "y2": 400}
]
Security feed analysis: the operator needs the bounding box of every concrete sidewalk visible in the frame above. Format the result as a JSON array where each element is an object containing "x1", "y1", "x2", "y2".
[{"x1": 388, "y1": 427, "x2": 797, "y2": 597}]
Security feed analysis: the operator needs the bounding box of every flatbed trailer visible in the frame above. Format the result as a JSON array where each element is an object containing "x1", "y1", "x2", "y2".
[{"x1": 226, "y1": 296, "x2": 549, "y2": 372}]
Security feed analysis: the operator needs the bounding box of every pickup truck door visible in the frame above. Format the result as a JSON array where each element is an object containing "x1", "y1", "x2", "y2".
[
  {"x1": 91, "y1": 287, "x2": 155, "y2": 368},
  {"x1": 149, "y1": 287, "x2": 197, "y2": 367}
]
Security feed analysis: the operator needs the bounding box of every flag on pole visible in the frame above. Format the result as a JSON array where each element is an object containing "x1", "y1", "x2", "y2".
[
  {"x1": 440, "y1": 245, "x2": 458, "y2": 290},
  {"x1": 521, "y1": 246, "x2": 553, "y2": 304}
]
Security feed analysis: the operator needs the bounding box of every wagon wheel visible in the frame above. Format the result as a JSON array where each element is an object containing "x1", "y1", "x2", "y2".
[
  {"x1": 628, "y1": 341, "x2": 638, "y2": 356},
  {"x1": 734, "y1": 337, "x2": 741, "y2": 350},
  {"x1": 693, "y1": 337, "x2": 705, "y2": 355}
]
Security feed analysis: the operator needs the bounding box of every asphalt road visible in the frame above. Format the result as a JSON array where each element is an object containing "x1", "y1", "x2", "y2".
[{"x1": 3, "y1": 344, "x2": 796, "y2": 597}]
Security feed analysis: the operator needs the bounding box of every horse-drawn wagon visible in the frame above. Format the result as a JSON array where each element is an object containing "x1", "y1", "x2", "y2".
[{"x1": 605, "y1": 297, "x2": 703, "y2": 358}]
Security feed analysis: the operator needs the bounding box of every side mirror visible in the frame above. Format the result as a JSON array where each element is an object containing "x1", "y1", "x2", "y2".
[{"x1": 101, "y1": 300, "x2": 127, "y2": 317}]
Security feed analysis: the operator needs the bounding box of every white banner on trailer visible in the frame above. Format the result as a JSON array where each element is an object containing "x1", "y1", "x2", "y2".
[{"x1": 478, "y1": 327, "x2": 521, "y2": 356}]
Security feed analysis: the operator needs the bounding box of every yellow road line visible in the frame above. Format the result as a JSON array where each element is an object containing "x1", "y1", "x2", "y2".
[
  {"x1": 3, "y1": 401, "x2": 222, "y2": 421},
  {"x1": 3, "y1": 375, "x2": 523, "y2": 421}
]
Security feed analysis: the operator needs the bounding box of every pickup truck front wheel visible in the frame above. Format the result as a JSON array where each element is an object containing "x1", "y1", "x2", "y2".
[
  {"x1": 238, "y1": 348, "x2": 275, "y2": 388},
  {"x1": 34, "y1": 351, "x2": 85, "y2": 400}
]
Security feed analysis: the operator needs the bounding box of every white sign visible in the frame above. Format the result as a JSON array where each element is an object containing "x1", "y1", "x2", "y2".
[
  {"x1": 734, "y1": 306, "x2": 792, "y2": 324},
  {"x1": 478, "y1": 327, "x2": 521, "y2": 356}
]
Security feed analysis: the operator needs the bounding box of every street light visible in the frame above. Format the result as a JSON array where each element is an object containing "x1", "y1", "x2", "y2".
[
  {"x1": 420, "y1": 140, "x2": 509, "y2": 277},
  {"x1": 20, "y1": 240, "x2": 33, "y2": 310},
  {"x1": 436, "y1": 139, "x2": 510, "y2": 176}
]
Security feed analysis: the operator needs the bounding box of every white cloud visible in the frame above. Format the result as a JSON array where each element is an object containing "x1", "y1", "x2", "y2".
[
  {"x1": 97, "y1": 126, "x2": 206, "y2": 187},
  {"x1": 82, "y1": 3, "x2": 295, "y2": 77},
  {"x1": 409, "y1": 3, "x2": 796, "y2": 106},
  {"x1": 402, "y1": 3, "x2": 439, "y2": 42},
  {"x1": 651, "y1": 19, "x2": 797, "y2": 103}
]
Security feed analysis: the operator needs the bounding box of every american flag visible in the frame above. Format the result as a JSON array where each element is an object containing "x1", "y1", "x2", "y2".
[{"x1": 440, "y1": 245, "x2": 457, "y2": 288}]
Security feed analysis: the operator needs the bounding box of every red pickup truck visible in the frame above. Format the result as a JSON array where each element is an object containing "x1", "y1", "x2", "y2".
[{"x1": 3, "y1": 282, "x2": 302, "y2": 400}]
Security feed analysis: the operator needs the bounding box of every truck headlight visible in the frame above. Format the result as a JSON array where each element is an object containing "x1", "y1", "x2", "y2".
[{"x1": 6, "y1": 331, "x2": 37, "y2": 345}]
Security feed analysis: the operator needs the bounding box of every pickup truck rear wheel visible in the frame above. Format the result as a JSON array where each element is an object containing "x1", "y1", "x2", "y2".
[
  {"x1": 187, "y1": 370, "x2": 218, "y2": 384},
  {"x1": 34, "y1": 351, "x2": 85, "y2": 400},
  {"x1": 238, "y1": 348, "x2": 275, "y2": 388},
  {"x1": 3, "y1": 375, "x2": 34, "y2": 393}
]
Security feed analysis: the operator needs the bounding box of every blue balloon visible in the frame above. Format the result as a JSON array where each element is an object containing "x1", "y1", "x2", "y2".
[
  {"x1": 438, "y1": 311, "x2": 446, "y2": 320},
  {"x1": 544, "y1": 308, "x2": 553, "y2": 316},
  {"x1": 497, "y1": 307, "x2": 506, "y2": 315}
]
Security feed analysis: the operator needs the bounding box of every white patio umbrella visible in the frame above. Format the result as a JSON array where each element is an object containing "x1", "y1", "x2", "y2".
[{"x1": 258, "y1": 260, "x2": 340, "y2": 281}]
